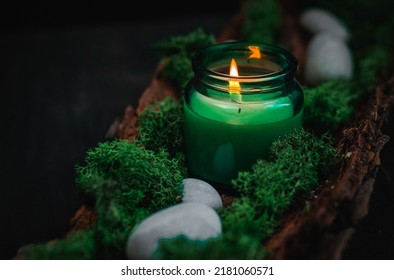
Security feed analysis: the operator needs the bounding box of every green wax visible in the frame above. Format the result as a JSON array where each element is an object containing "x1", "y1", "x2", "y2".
[
  {"x1": 189, "y1": 88, "x2": 294, "y2": 124},
  {"x1": 184, "y1": 90, "x2": 303, "y2": 185}
]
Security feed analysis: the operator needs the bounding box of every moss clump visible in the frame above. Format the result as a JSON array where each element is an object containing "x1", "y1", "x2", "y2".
[
  {"x1": 136, "y1": 97, "x2": 184, "y2": 157},
  {"x1": 230, "y1": 128, "x2": 337, "y2": 239},
  {"x1": 87, "y1": 178, "x2": 152, "y2": 258},
  {"x1": 302, "y1": 42, "x2": 392, "y2": 135},
  {"x1": 26, "y1": 140, "x2": 185, "y2": 259},
  {"x1": 242, "y1": 0, "x2": 280, "y2": 44},
  {"x1": 303, "y1": 80, "x2": 358, "y2": 134},
  {"x1": 300, "y1": 1, "x2": 393, "y2": 134},
  {"x1": 304, "y1": 0, "x2": 394, "y2": 99},
  {"x1": 153, "y1": 28, "x2": 215, "y2": 89},
  {"x1": 160, "y1": 54, "x2": 194, "y2": 90},
  {"x1": 74, "y1": 140, "x2": 186, "y2": 258},
  {"x1": 26, "y1": 230, "x2": 97, "y2": 260},
  {"x1": 154, "y1": 27, "x2": 216, "y2": 58},
  {"x1": 75, "y1": 140, "x2": 185, "y2": 213},
  {"x1": 156, "y1": 128, "x2": 337, "y2": 259},
  {"x1": 154, "y1": 219, "x2": 266, "y2": 260},
  {"x1": 357, "y1": 46, "x2": 391, "y2": 91}
]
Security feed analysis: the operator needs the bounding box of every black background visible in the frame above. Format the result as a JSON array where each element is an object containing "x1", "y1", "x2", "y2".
[{"x1": 0, "y1": 0, "x2": 239, "y2": 259}]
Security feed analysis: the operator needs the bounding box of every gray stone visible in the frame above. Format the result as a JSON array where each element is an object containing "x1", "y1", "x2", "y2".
[
  {"x1": 305, "y1": 33, "x2": 353, "y2": 85},
  {"x1": 300, "y1": 8, "x2": 349, "y2": 41},
  {"x1": 126, "y1": 202, "x2": 222, "y2": 259},
  {"x1": 182, "y1": 178, "x2": 223, "y2": 209}
]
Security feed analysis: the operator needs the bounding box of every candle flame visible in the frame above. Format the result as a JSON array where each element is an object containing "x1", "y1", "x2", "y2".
[
  {"x1": 248, "y1": 46, "x2": 261, "y2": 59},
  {"x1": 229, "y1": 58, "x2": 241, "y2": 94}
]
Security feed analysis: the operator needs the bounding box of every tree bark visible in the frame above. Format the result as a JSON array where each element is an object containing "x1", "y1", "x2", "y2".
[{"x1": 265, "y1": 77, "x2": 394, "y2": 259}]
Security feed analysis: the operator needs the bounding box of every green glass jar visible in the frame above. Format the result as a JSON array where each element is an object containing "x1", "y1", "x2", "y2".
[{"x1": 184, "y1": 41, "x2": 303, "y2": 186}]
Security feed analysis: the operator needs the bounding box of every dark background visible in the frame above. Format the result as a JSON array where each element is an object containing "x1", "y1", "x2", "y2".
[
  {"x1": 0, "y1": 1, "x2": 393, "y2": 260},
  {"x1": 0, "y1": 1, "x2": 240, "y2": 259}
]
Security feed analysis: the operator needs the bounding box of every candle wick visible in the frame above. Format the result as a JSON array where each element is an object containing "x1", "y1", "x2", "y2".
[{"x1": 230, "y1": 94, "x2": 242, "y2": 104}]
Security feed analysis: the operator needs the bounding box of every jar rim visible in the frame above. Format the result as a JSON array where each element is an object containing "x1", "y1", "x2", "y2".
[{"x1": 192, "y1": 41, "x2": 298, "y2": 93}]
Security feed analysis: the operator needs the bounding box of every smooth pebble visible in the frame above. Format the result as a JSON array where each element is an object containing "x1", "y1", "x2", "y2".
[
  {"x1": 126, "y1": 202, "x2": 222, "y2": 259},
  {"x1": 182, "y1": 178, "x2": 223, "y2": 209},
  {"x1": 305, "y1": 33, "x2": 353, "y2": 85},
  {"x1": 300, "y1": 8, "x2": 349, "y2": 41}
]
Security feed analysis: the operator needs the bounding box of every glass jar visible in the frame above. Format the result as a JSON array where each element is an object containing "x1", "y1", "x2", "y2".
[{"x1": 183, "y1": 41, "x2": 303, "y2": 186}]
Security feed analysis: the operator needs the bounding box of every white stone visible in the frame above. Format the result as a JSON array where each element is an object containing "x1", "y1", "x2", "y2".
[
  {"x1": 305, "y1": 33, "x2": 353, "y2": 85},
  {"x1": 126, "y1": 202, "x2": 222, "y2": 259},
  {"x1": 182, "y1": 178, "x2": 223, "y2": 210},
  {"x1": 300, "y1": 8, "x2": 349, "y2": 41}
]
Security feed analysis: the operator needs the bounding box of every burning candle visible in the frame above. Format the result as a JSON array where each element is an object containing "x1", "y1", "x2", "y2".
[{"x1": 184, "y1": 42, "x2": 304, "y2": 186}]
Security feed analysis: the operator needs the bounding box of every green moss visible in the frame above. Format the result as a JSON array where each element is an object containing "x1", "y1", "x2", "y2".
[
  {"x1": 73, "y1": 140, "x2": 185, "y2": 258},
  {"x1": 161, "y1": 54, "x2": 194, "y2": 90},
  {"x1": 156, "y1": 129, "x2": 337, "y2": 259},
  {"x1": 137, "y1": 97, "x2": 185, "y2": 157},
  {"x1": 295, "y1": 0, "x2": 394, "y2": 135},
  {"x1": 26, "y1": 230, "x2": 97, "y2": 260},
  {"x1": 357, "y1": 46, "x2": 391, "y2": 91},
  {"x1": 304, "y1": 0, "x2": 394, "y2": 95},
  {"x1": 155, "y1": 194, "x2": 267, "y2": 260},
  {"x1": 154, "y1": 27, "x2": 216, "y2": 58},
  {"x1": 303, "y1": 80, "x2": 358, "y2": 134},
  {"x1": 75, "y1": 140, "x2": 184, "y2": 212},
  {"x1": 270, "y1": 128, "x2": 337, "y2": 179},
  {"x1": 242, "y1": 0, "x2": 280, "y2": 44},
  {"x1": 154, "y1": 230, "x2": 266, "y2": 260},
  {"x1": 153, "y1": 28, "x2": 215, "y2": 89},
  {"x1": 28, "y1": 108, "x2": 188, "y2": 259},
  {"x1": 230, "y1": 128, "x2": 337, "y2": 240}
]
